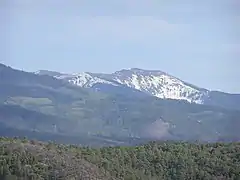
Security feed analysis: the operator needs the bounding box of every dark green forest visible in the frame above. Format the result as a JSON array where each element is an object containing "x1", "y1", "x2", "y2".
[{"x1": 0, "y1": 137, "x2": 239, "y2": 180}]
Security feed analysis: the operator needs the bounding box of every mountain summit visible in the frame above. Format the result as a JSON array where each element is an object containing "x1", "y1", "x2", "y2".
[
  {"x1": 110, "y1": 68, "x2": 208, "y2": 103},
  {"x1": 35, "y1": 68, "x2": 207, "y2": 104},
  {"x1": 35, "y1": 67, "x2": 240, "y2": 109}
]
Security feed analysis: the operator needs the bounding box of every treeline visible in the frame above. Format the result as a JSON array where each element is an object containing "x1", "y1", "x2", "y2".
[{"x1": 0, "y1": 137, "x2": 239, "y2": 180}]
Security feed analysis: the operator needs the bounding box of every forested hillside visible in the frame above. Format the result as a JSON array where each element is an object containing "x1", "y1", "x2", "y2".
[
  {"x1": 0, "y1": 137, "x2": 114, "y2": 180},
  {"x1": 82, "y1": 141, "x2": 240, "y2": 180},
  {"x1": 0, "y1": 138, "x2": 239, "y2": 180}
]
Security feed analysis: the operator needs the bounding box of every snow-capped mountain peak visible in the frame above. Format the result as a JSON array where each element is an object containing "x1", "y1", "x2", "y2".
[
  {"x1": 64, "y1": 72, "x2": 119, "y2": 87},
  {"x1": 109, "y1": 68, "x2": 208, "y2": 104},
  {"x1": 35, "y1": 68, "x2": 209, "y2": 104},
  {"x1": 35, "y1": 71, "x2": 119, "y2": 88}
]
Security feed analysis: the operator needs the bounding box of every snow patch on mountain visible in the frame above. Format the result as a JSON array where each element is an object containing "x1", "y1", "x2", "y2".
[
  {"x1": 111, "y1": 69, "x2": 208, "y2": 104},
  {"x1": 35, "y1": 68, "x2": 209, "y2": 104},
  {"x1": 56, "y1": 72, "x2": 118, "y2": 88}
]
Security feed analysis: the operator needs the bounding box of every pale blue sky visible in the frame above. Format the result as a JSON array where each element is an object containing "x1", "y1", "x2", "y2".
[{"x1": 0, "y1": 0, "x2": 239, "y2": 93}]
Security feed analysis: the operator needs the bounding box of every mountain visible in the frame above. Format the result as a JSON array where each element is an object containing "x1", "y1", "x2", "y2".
[
  {"x1": 36, "y1": 70, "x2": 150, "y2": 98},
  {"x1": 1, "y1": 63, "x2": 240, "y2": 144},
  {"x1": 36, "y1": 68, "x2": 240, "y2": 110},
  {"x1": 35, "y1": 68, "x2": 206, "y2": 103},
  {"x1": 104, "y1": 68, "x2": 208, "y2": 104}
]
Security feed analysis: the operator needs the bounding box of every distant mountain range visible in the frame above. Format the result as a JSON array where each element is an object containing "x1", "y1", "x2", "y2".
[
  {"x1": 36, "y1": 68, "x2": 240, "y2": 110},
  {"x1": 0, "y1": 63, "x2": 239, "y2": 145}
]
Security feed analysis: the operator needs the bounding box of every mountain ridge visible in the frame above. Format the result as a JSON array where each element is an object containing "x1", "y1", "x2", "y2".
[
  {"x1": 1, "y1": 62, "x2": 240, "y2": 144},
  {"x1": 35, "y1": 67, "x2": 240, "y2": 109}
]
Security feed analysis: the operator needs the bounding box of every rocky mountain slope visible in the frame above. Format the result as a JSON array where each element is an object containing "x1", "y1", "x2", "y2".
[{"x1": 36, "y1": 68, "x2": 240, "y2": 109}]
